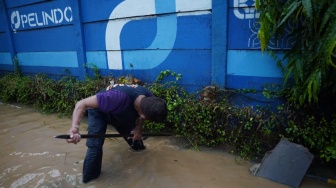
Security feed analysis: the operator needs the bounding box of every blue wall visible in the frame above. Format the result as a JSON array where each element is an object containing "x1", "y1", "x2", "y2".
[{"x1": 0, "y1": 0, "x2": 289, "y2": 99}]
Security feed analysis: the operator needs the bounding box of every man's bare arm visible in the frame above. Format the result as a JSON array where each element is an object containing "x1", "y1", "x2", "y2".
[
  {"x1": 131, "y1": 117, "x2": 144, "y2": 140},
  {"x1": 67, "y1": 95, "x2": 98, "y2": 144},
  {"x1": 71, "y1": 95, "x2": 98, "y2": 129}
]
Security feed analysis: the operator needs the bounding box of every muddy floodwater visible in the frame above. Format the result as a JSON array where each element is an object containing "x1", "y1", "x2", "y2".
[{"x1": 0, "y1": 102, "x2": 334, "y2": 188}]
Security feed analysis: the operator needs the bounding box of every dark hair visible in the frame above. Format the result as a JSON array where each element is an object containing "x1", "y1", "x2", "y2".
[{"x1": 140, "y1": 97, "x2": 167, "y2": 122}]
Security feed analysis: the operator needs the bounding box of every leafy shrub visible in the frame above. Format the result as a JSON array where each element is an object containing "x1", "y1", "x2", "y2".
[
  {"x1": 256, "y1": 0, "x2": 336, "y2": 105},
  {"x1": 0, "y1": 69, "x2": 335, "y2": 163}
]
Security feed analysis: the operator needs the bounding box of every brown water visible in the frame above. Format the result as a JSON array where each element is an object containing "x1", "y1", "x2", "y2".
[{"x1": 0, "y1": 102, "x2": 334, "y2": 188}]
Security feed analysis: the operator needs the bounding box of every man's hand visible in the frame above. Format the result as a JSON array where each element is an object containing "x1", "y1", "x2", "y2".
[
  {"x1": 129, "y1": 117, "x2": 144, "y2": 140},
  {"x1": 128, "y1": 128, "x2": 145, "y2": 150},
  {"x1": 130, "y1": 129, "x2": 142, "y2": 140},
  {"x1": 66, "y1": 126, "x2": 81, "y2": 144}
]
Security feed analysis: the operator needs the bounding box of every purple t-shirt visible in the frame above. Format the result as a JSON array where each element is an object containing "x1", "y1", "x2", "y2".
[{"x1": 96, "y1": 84, "x2": 153, "y2": 115}]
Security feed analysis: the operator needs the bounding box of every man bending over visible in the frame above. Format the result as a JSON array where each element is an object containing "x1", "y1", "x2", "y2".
[{"x1": 66, "y1": 84, "x2": 168, "y2": 183}]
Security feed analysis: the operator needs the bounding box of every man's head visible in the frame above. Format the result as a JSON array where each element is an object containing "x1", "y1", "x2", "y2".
[{"x1": 140, "y1": 97, "x2": 168, "y2": 122}]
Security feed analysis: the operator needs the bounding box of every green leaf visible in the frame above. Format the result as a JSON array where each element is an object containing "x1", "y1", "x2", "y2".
[
  {"x1": 278, "y1": 0, "x2": 300, "y2": 28},
  {"x1": 255, "y1": 0, "x2": 260, "y2": 10},
  {"x1": 266, "y1": 13, "x2": 274, "y2": 24},
  {"x1": 258, "y1": 19, "x2": 271, "y2": 52},
  {"x1": 307, "y1": 79, "x2": 312, "y2": 101},
  {"x1": 318, "y1": 3, "x2": 336, "y2": 35},
  {"x1": 301, "y1": 0, "x2": 312, "y2": 19}
]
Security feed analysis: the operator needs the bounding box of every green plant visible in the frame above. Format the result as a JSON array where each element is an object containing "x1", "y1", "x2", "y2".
[
  {"x1": 145, "y1": 70, "x2": 186, "y2": 133},
  {"x1": 85, "y1": 62, "x2": 101, "y2": 80},
  {"x1": 13, "y1": 57, "x2": 22, "y2": 76},
  {"x1": 1, "y1": 67, "x2": 335, "y2": 163},
  {"x1": 256, "y1": 0, "x2": 336, "y2": 105},
  {"x1": 30, "y1": 74, "x2": 57, "y2": 113}
]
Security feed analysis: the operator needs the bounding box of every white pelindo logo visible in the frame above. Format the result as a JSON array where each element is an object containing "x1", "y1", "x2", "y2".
[
  {"x1": 233, "y1": 0, "x2": 260, "y2": 19},
  {"x1": 10, "y1": 7, "x2": 73, "y2": 31}
]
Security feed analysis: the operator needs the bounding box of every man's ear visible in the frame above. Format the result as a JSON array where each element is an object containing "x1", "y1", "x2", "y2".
[{"x1": 139, "y1": 114, "x2": 146, "y2": 119}]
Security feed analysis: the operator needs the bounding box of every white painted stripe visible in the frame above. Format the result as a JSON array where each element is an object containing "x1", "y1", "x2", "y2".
[
  {"x1": 109, "y1": 0, "x2": 155, "y2": 19},
  {"x1": 177, "y1": 10, "x2": 211, "y2": 17},
  {"x1": 106, "y1": 51, "x2": 123, "y2": 70}
]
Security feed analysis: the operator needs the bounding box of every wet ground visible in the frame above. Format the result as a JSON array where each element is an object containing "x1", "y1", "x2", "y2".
[{"x1": 0, "y1": 102, "x2": 335, "y2": 188}]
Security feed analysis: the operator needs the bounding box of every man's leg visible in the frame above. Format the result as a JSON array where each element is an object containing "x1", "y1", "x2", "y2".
[{"x1": 83, "y1": 109, "x2": 107, "y2": 183}]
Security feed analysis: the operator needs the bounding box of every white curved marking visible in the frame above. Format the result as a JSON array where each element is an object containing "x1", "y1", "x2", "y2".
[
  {"x1": 105, "y1": 0, "x2": 155, "y2": 69},
  {"x1": 105, "y1": 0, "x2": 212, "y2": 70}
]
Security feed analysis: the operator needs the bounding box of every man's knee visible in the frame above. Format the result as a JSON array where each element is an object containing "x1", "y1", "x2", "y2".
[{"x1": 86, "y1": 137, "x2": 105, "y2": 148}]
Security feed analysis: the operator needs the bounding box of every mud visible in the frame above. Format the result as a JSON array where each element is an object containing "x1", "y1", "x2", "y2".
[{"x1": 0, "y1": 102, "x2": 334, "y2": 188}]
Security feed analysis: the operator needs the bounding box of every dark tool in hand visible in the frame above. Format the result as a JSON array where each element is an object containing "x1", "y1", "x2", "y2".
[{"x1": 54, "y1": 133, "x2": 172, "y2": 139}]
